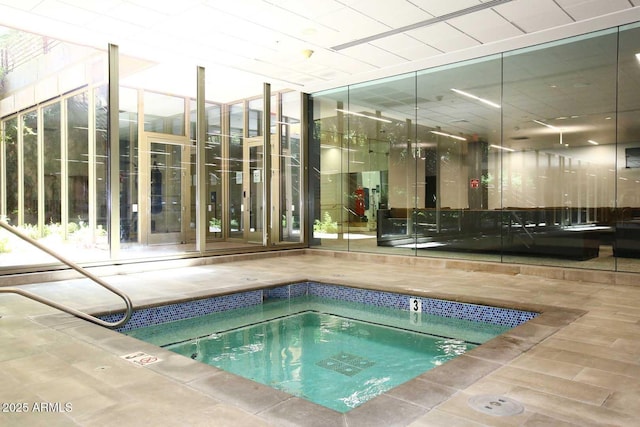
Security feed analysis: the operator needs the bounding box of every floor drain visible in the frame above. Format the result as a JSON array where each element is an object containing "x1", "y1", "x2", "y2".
[{"x1": 468, "y1": 395, "x2": 524, "y2": 416}]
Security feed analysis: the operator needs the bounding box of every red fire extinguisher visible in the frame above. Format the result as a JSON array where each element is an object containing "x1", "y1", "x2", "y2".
[{"x1": 355, "y1": 187, "x2": 365, "y2": 217}]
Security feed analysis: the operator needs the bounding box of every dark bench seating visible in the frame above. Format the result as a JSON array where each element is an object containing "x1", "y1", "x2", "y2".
[{"x1": 377, "y1": 208, "x2": 613, "y2": 260}]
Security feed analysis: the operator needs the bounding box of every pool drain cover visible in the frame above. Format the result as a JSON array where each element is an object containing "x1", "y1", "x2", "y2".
[
  {"x1": 316, "y1": 352, "x2": 375, "y2": 377},
  {"x1": 468, "y1": 395, "x2": 524, "y2": 416}
]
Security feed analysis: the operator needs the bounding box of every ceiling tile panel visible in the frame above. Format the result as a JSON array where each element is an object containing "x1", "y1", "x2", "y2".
[
  {"x1": 407, "y1": 22, "x2": 481, "y2": 52},
  {"x1": 346, "y1": 0, "x2": 434, "y2": 27},
  {"x1": 494, "y1": 0, "x2": 574, "y2": 33},
  {"x1": 314, "y1": 6, "x2": 389, "y2": 41},
  {"x1": 447, "y1": 9, "x2": 523, "y2": 43},
  {"x1": 106, "y1": 2, "x2": 167, "y2": 27},
  {"x1": 202, "y1": 0, "x2": 267, "y2": 20},
  {"x1": 409, "y1": 0, "x2": 483, "y2": 16},
  {"x1": 59, "y1": 0, "x2": 124, "y2": 14},
  {"x1": 340, "y1": 44, "x2": 408, "y2": 68},
  {"x1": 32, "y1": 0, "x2": 100, "y2": 25},
  {"x1": 0, "y1": 0, "x2": 46, "y2": 10},
  {"x1": 127, "y1": 0, "x2": 200, "y2": 15},
  {"x1": 269, "y1": 0, "x2": 346, "y2": 20},
  {"x1": 159, "y1": 5, "x2": 239, "y2": 36},
  {"x1": 84, "y1": 15, "x2": 145, "y2": 41},
  {"x1": 371, "y1": 34, "x2": 442, "y2": 61},
  {"x1": 556, "y1": 0, "x2": 633, "y2": 21}
]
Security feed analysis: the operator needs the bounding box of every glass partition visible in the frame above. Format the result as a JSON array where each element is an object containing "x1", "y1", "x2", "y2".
[
  {"x1": 311, "y1": 87, "x2": 349, "y2": 251},
  {"x1": 616, "y1": 22, "x2": 640, "y2": 273},
  {"x1": 502, "y1": 29, "x2": 617, "y2": 270},
  {"x1": 0, "y1": 25, "x2": 306, "y2": 272},
  {"x1": 279, "y1": 91, "x2": 302, "y2": 243},
  {"x1": 0, "y1": 26, "x2": 108, "y2": 268},
  {"x1": 228, "y1": 102, "x2": 244, "y2": 240},
  {"x1": 119, "y1": 60, "x2": 195, "y2": 257},
  {"x1": 144, "y1": 92, "x2": 186, "y2": 136},
  {"x1": 347, "y1": 74, "x2": 418, "y2": 255},
  {"x1": 203, "y1": 103, "x2": 223, "y2": 243},
  {"x1": 118, "y1": 86, "x2": 139, "y2": 247},
  {"x1": 43, "y1": 102, "x2": 61, "y2": 226},
  {"x1": 311, "y1": 23, "x2": 640, "y2": 273},
  {"x1": 22, "y1": 110, "x2": 38, "y2": 227},
  {"x1": 67, "y1": 92, "x2": 90, "y2": 232},
  {"x1": 94, "y1": 86, "x2": 108, "y2": 235},
  {"x1": 415, "y1": 56, "x2": 502, "y2": 262},
  {"x1": 3, "y1": 117, "x2": 18, "y2": 224}
]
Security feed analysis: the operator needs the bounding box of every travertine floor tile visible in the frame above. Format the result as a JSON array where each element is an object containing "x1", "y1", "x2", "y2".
[{"x1": 2, "y1": 252, "x2": 640, "y2": 426}]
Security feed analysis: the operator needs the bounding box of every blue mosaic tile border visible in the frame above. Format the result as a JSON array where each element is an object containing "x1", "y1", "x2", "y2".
[
  {"x1": 304, "y1": 282, "x2": 537, "y2": 327},
  {"x1": 102, "y1": 281, "x2": 538, "y2": 331},
  {"x1": 102, "y1": 290, "x2": 263, "y2": 332}
]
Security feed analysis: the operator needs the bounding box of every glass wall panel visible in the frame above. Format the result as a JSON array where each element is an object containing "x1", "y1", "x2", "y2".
[
  {"x1": 67, "y1": 92, "x2": 89, "y2": 230},
  {"x1": 346, "y1": 75, "x2": 418, "y2": 255},
  {"x1": 311, "y1": 23, "x2": 640, "y2": 273},
  {"x1": 118, "y1": 87, "x2": 139, "y2": 246},
  {"x1": 279, "y1": 91, "x2": 302, "y2": 243},
  {"x1": 415, "y1": 56, "x2": 502, "y2": 262},
  {"x1": 144, "y1": 92, "x2": 185, "y2": 135},
  {"x1": 228, "y1": 102, "x2": 244, "y2": 239},
  {"x1": 22, "y1": 110, "x2": 38, "y2": 227},
  {"x1": 94, "y1": 86, "x2": 108, "y2": 232},
  {"x1": 248, "y1": 98, "x2": 262, "y2": 137},
  {"x1": 311, "y1": 87, "x2": 349, "y2": 251},
  {"x1": 0, "y1": 26, "x2": 108, "y2": 269},
  {"x1": 43, "y1": 102, "x2": 61, "y2": 225},
  {"x1": 4, "y1": 117, "x2": 18, "y2": 224},
  {"x1": 120, "y1": 61, "x2": 195, "y2": 256},
  {"x1": 502, "y1": 30, "x2": 618, "y2": 270},
  {"x1": 615, "y1": 22, "x2": 640, "y2": 273},
  {"x1": 203, "y1": 103, "x2": 223, "y2": 242}
]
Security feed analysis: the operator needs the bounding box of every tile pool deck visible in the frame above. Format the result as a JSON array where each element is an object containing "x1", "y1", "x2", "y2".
[{"x1": 1, "y1": 249, "x2": 639, "y2": 426}]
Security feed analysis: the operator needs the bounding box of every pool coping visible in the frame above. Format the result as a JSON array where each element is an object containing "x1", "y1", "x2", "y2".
[{"x1": 32, "y1": 277, "x2": 586, "y2": 426}]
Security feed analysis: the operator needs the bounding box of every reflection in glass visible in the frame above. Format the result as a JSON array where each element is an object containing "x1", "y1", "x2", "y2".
[
  {"x1": 311, "y1": 26, "x2": 640, "y2": 272},
  {"x1": 67, "y1": 93, "x2": 89, "y2": 228},
  {"x1": 280, "y1": 91, "x2": 302, "y2": 243},
  {"x1": 229, "y1": 103, "x2": 244, "y2": 239},
  {"x1": 119, "y1": 87, "x2": 139, "y2": 244},
  {"x1": 43, "y1": 102, "x2": 62, "y2": 225},
  {"x1": 413, "y1": 56, "x2": 502, "y2": 262},
  {"x1": 144, "y1": 91, "x2": 185, "y2": 135},
  {"x1": 615, "y1": 22, "x2": 640, "y2": 272},
  {"x1": 502, "y1": 30, "x2": 617, "y2": 269},
  {"x1": 204, "y1": 103, "x2": 223, "y2": 240},
  {"x1": 23, "y1": 110, "x2": 38, "y2": 227},
  {"x1": 4, "y1": 118, "x2": 19, "y2": 224},
  {"x1": 248, "y1": 98, "x2": 262, "y2": 137},
  {"x1": 311, "y1": 88, "x2": 348, "y2": 251},
  {"x1": 150, "y1": 142, "x2": 183, "y2": 238},
  {"x1": 95, "y1": 87, "x2": 109, "y2": 232},
  {"x1": 248, "y1": 144, "x2": 263, "y2": 242}
]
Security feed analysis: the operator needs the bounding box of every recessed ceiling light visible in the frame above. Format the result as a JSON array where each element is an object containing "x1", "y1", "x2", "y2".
[
  {"x1": 588, "y1": 140, "x2": 599, "y2": 145},
  {"x1": 336, "y1": 109, "x2": 391, "y2": 123},
  {"x1": 450, "y1": 88, "x2": 500, "y2": 109},
  {"x1": 490, "y1": 144, "x2": 514, "y2": 152},
  {"x1": 430, "y1": 130, "x2": 467, "y2": 141}
]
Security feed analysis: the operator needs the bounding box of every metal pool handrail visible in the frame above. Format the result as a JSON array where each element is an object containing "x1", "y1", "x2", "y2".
[{"x1": 0, "y1": 221, "x2": 133, "y2": 329}]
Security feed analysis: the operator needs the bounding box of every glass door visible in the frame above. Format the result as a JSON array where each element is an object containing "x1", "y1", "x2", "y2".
[
  {"x1": 244, "y1": 137, "x2": 264, "y2": 243},
  {"x1": 148, "y1": 141, "x2": 189, "y2": 245}
]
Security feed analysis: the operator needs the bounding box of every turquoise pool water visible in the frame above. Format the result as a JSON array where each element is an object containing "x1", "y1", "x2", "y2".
[{"x1": 127, "y1": 296, "x2": 511, "y2": 412}]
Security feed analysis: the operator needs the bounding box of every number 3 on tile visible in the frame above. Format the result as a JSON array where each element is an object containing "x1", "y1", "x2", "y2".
[{"x1": 409, "y1": 298, "x2": 421, "y2": 312}]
